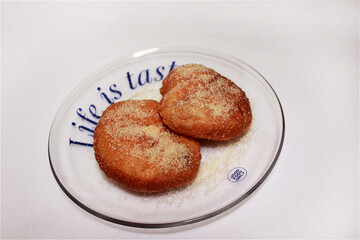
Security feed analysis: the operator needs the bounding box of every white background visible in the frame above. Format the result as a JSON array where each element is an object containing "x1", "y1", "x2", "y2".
[{"x1": 1, "y1": 1, "x2": 358, "y2": 239}]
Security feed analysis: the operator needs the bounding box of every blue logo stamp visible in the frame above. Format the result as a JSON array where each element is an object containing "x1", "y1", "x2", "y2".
[{"x1": 227, "y1": 167, "x2": 247, "y2": 183}]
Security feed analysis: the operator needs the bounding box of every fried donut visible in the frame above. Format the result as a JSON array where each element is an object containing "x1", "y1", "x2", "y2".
[
  {"x1": 159, "y1": 64, "x2": 252, "y2": 141},
  {"x1": 93, "y1": 100, "x2": 201, "y2": 193}
]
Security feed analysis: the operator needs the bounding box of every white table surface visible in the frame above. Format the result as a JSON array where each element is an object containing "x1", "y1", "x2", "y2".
[{"x1": 1, "y1": 1, "x2": 359, "y2": 239}]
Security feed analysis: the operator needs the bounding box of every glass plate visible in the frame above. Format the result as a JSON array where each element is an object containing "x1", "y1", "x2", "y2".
[{"x1": 48, "y1": 47, "x2": 285, "y2": 228}]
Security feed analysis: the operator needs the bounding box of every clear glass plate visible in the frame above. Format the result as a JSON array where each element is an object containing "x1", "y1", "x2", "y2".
[{"x1": 48, "y1": 47, "x2": 285, "y2": 228}]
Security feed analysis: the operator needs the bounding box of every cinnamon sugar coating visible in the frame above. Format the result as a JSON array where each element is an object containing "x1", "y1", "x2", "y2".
[
  {"x1": 159, "y1": 64, "x2": 252, "y2": 141},
  {"x1": 93, "y1": 100, "x2": 201, "y2": 193}
]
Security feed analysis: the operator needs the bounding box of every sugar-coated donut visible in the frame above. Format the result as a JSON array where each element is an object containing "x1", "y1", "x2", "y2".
[
  {"x1": 159, "y1": 64, "x2": 252, "y2": 141},
  {"x1": 93, "y1": 100, "x2": 201, "y2": 193}
]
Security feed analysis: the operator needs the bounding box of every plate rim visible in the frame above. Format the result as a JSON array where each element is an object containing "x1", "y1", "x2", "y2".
[{"x1": 48, "y1": 46, "x2": 285, "y2": 228}]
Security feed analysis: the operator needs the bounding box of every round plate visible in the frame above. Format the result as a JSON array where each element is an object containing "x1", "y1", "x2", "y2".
[{"x1": 48, "y1": 47, "x2": 285, "y2": 228}]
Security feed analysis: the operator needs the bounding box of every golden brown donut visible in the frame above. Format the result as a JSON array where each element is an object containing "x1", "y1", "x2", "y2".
[
  {"x1": 159, "y1": 64, "x2": 252, "y2": 141},
  {"x1": 93, "y1": 100, "x2": 201, "y2": 193}
]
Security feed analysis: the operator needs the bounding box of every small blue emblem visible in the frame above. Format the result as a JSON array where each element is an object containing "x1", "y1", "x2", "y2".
[{"x1": 227, "y1": 167, "x2": 247, "y2": 183}]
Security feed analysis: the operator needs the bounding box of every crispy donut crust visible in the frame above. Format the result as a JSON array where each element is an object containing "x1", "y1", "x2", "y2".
[
  {"x1": 159, "y1": 64, "x2": 252, "y2": 141},
  {"x1": 93, "y1": 100, "x2": 201, "y2": 193}
]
